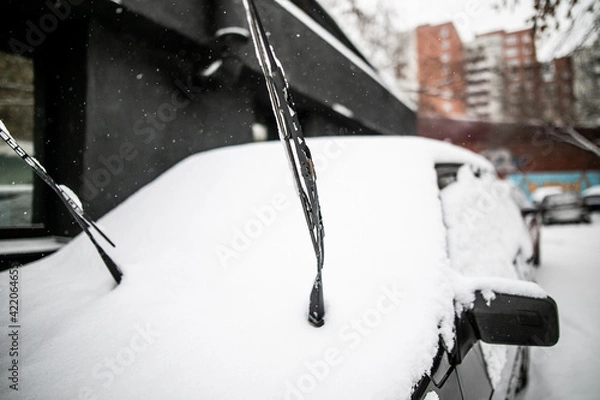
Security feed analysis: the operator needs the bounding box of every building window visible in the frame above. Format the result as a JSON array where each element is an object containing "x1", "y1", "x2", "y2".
[
  {"x1": 442, "y1": 101, "x2": 453, "y2": 113},
  {"x1": 505, "y1": 48, "x2": 519, "y2": 57},
  {"x1": 441, "y1": 40, "x2": 450, "y2": 50},
  {"x1": 440, "y1": 53, "x2": 450, "y2": 64},
  {"x1": 522, "y1": 34, "x2": 531, "y2": 43},
  {"x1": 440, "y1": 27, "x2": 450, "y2": 38},
  {"x1": 507, "y1": 59, "x2": 519, "y2": 67},
  {"x1": 505, "y1": 35, "x2": 518, "y2": 45},
  {"x1": 0, "y1": 51, "x2": 35, "y2": 229}
]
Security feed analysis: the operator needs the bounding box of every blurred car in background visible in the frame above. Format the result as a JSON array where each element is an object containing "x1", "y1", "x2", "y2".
[
  {"x1": 539, "y1": 191, "x2": 591, "y2": 225},
  {"x1": 582, "y1": 185, "x2": 600, "y2": 213},
  {"x1": 508, "y1": 182, "x2": 541, "y2": 265},
  {"x1": 531, "y1": 186, "x2": 564, "y2": 206}
]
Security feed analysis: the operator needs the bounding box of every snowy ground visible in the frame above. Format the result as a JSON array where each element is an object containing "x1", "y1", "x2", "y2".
[{"x1": 520, "y1": 214, "x2": 600, "y2": 400}]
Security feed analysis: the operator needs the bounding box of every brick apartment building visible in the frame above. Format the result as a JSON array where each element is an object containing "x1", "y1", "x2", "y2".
[
  {"x1": 572, "y1": 36, "x2": 600, "y2": 126},
  {"x1": 464, "y1": 32, "x2": 505, "y2": 120},
  {"x1": 498, "y1": 28, "x2": 542, "y2": 121},
  {"x1": 408, "y1": 23, "x2": 599, "y2": 196},
  {"x1": 415, "y1": 23, "x2": 466, "y2": 117},
  {"x1": 463, "y1": 28, "x2": 542, "y2": 122},
  {"x1": 541, "y1": 57, "x2": 577, "y2": 125},
  {"x1": 408, "y1": 23, "x2": 581, "y2": 125}
]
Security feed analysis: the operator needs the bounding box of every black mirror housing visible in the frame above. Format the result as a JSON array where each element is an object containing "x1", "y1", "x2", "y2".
[
  {"x1": 467, "y1": 291, "x2": 559, "y2": 347},
  {"x1": 520, "y1": 206, "x2": 539, "y2": 217}
]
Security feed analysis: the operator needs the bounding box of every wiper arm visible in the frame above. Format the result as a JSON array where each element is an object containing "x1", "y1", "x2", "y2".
[{"x1": 242, "y1": 0, "x2": 326, "y2": 327}]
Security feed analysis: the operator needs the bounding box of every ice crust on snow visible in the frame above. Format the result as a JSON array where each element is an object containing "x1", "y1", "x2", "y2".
[{"x1": 0, "y1": 137, "x2": 543, "y2": 399}]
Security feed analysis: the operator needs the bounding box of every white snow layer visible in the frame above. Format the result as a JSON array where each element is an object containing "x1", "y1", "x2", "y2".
[
  {"x1": 440, "y1": 165, "x2": 536, "y2": 387},
  {"x1": 582, "y1": 185, "x2": 600, "y2": 197},
  {"x1": 0, "y1": 137, "x2": 542, "y2": 399}
]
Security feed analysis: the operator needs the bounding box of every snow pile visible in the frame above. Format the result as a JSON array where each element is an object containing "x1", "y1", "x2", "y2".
[
  {"x1": 0, "y1": 137, "x2": 540, "y2": 399},
  {"x1": 521, "y1": 216, "x2": 600, "y2": 399}
]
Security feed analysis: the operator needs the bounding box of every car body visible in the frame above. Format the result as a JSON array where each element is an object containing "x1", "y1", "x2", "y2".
[
  {"x1": 0, "y1": 137, "x2": 557, "y2": 400},
  {"x1": 582, "y1": 185, "x2": 600, "y2": 213},
  {"x1": 507, "y1": 182, "x2": 542, "y2": 266},
  {"x1": 531, "y1": 186, "x2": 564, "y2": 206},
  {"x1": 539, "y1": 191, "x2": 591, "y2": 225}
]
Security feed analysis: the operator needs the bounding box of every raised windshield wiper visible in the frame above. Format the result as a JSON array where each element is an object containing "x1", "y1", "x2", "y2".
[
  {"x1": 242, "y1": 0, "x2": 326, "y2": 327},
  {"x1": 0, "y1": 120, "x2": 122, "y2": 284}
]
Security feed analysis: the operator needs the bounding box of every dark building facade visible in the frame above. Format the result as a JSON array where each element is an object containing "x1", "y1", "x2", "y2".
[{"x1": 0, "y1": 0, "x2": 415, "y2": 267}]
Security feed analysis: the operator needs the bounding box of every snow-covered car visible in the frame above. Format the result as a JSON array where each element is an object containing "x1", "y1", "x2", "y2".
[
  {"x1": 582, "y1": 185, "x2": 600, "y2": 212},
  {"x1": 0, "y1": 137, "x2": 558, "y2": 400},
  {"x1": 531, "y1": 186, "x2": 564, "y2": 206},
  {"x1": 539, "y1": 191, "x2": 591, "y2": 225}
]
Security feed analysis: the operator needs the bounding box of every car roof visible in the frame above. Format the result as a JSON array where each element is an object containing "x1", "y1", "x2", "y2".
[
  {"x1": 531, "y1": 186, "x2": 564, "y2": 203},
  {"x1": 583, "y1": 185, "x2": 600, "y2": 197}
]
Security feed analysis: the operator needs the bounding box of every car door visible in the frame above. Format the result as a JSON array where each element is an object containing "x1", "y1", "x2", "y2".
[{"x1": 436, "y1": 163, "x2": 527, "y2": 399}]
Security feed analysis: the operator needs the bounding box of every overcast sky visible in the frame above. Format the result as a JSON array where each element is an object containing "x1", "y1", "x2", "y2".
[
  {"x1": 396, "y1": 1, "x2": 535, "y2": 40},
  {"x1": 322, "y1": 0, "x2": 598, "y2": 61},
  {"x1": 401, "y1": 0, "x2": 598, "y2": 60}
]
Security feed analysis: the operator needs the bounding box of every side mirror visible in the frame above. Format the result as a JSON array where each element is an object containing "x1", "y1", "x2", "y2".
[
  {"x1": 467, "y1": 291, "x2": 559, "y2": 347},
  {"x1": 520, "y1": 207, "x2": 539, "y2": 217}
]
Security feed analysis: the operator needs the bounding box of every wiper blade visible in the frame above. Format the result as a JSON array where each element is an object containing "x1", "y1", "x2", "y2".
[
  {"x1": 242, "y1": 0, "x2": 326, "y2": 327},
  {"x1": 0, "y1": 120, "x2": 122, "y2": 284}
]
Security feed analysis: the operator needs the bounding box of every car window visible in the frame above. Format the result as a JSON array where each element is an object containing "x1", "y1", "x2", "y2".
[
  {"x1": 435, "y1": 163, "x2": 463, "y2": 190},
  {"x1": 438, "y1": 164, "x2": 528, "y2": 279},
  {"x1": 438, "y1": 164, "x2": 533, "y2": 390},
  {"x1": 545, "y1": 192, "x2": 578, "y2": 206}
]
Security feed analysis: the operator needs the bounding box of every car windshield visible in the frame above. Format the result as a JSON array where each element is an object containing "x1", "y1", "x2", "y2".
[{"x1": 545, "y1": 192, "x2": 579, "y2": 206}]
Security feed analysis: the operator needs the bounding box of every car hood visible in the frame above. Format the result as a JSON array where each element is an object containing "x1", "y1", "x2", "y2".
[{"x1": 3, "y1": 137, "x2": 516, "y2": 399}]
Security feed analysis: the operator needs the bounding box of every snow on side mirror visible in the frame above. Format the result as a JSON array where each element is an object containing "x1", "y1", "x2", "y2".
[{"x1": 467, "y1": 290, "x2": 559, "y2": 347}]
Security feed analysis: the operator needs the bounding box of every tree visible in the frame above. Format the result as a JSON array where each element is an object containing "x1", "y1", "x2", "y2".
[
  {"x1": 503, "y1": 0, "x2": 598, "y2": 33},
  {"x1": 318, "y1": 0, "x2": 404, "y2": 76}
]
